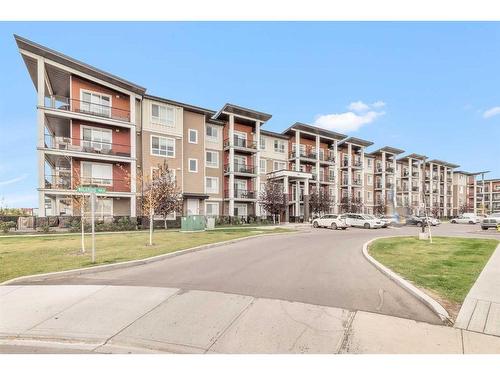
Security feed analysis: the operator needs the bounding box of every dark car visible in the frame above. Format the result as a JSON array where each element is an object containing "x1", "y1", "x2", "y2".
[{"x1": 405, "y1": 216, "x2": 428, "y2": 227}]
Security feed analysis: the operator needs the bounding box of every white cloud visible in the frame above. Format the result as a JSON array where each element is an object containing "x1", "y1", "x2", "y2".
[
  {"x1": 0, "y1": 174, "x2": 27, "y2": 186},
  {"x1": 314, "y1": 100, "x2": 386, "y2": 133},
  {"x1": 483, "y1": 106, "x2": 500, "y2": 119}
]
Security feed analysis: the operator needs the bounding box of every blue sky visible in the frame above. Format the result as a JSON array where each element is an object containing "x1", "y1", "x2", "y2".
[{"x1": 0, "y1": 22, "x2": 499, "y2": 208}]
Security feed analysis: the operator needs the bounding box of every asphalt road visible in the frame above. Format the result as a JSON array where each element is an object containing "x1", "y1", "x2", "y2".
[{"x1": 17, "y1": 223, "x2": 499, "y2": 325}]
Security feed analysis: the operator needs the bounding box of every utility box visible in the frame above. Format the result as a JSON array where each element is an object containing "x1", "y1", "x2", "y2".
[
  {"x1": 180, "y1": 215, "x2": 206, "y2": 232},
  {"x1": 206, "y1": 217, "x2": 215, "y2": 230}
]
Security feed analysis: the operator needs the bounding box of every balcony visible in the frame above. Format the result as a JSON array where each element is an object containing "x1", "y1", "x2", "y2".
[
  {"x1": 386, "y1": 183, "x2": 394, "y2": 189},
  {"x1": 43, "y1": 175, "x2": 130, "y2": 193},
  {"x1": 403, "y1": 170, "x2": 409, "y2": 177},
  {"x1": 224, "y1": 189, "x2": 257, "y2": 200},
  {"x1": 44, "y1": 95, "x2": 130, "y2": 123},
  {"x1": 412, "y1": 171, "x2": 419, "y2": 177},
  {"x1": 224, "y1": 138, "x2": 258, "y2": 152},
  {"x1": 375, "y1": 183, "x2": 382, "y2": 189},
  {"x1": 352, "y1": 160, "x2": 363, "y2": 169},
  {"x1": 44, "y1": 135, "x2": 131, "y2": 158},
  {"x1": 224, "y1": 163, "x2": 257, "y2": 175},
  {"x1": 412, "y1": 186, "x2": 419, "y2": 192},
  {"x1": 352, "y1": 179, "x2": 362, "y2": 186},
  {"x1": 386, "y1": 167, "x2": 394, "y2": 173}
]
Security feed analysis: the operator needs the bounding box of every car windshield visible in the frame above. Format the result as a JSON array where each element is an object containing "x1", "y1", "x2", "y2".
[{"x1": 363, "y1": 215, "x2": 376, "y2": 220}]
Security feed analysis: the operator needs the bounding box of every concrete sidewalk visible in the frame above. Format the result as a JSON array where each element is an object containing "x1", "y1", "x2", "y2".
[
  {"x1": 455, "y1": 243, "x2": 500, "y2": 337},
  {"x1": 1, "y1": 285, "x2": 500, "y2": 354}
]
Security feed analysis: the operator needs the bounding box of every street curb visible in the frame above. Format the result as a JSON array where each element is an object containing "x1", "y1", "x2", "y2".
[
  {"x1": 362, "y1": 236, "x2": 451, "y2": 323},
  {"x1": 1, "y1": 230, "x2": 294, "y2": 286}
]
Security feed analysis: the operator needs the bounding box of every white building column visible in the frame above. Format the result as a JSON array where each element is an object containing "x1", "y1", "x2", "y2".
[
  {"x1": 228, "y1": 114, "x2": 235, "y2": 216},
  {"x1": 283, "y1": 175, "x2": 289, "y2": 223},
  {"x1": 254, "y1": 120, "x2": 261, "y2": 217},
  {"x1": 37, "y1": 57, "x2": 46, "y2": 217},
  {"x1": 315, "y1": 135, "x2": 320, "y2": 189},
  {"x1": 392, "y1": 155, "x2": 397, "y2": 208},
  {"x1": 429, "y1": 162, "x2": 434, "y2": 211},
  {"x1": 295, "y1": 181, "x2": 300, "y2": 219},
  {"x1": 443, "y1": 166, "x2": 448, "y2": 217},
  {"x1": 295, "y1": 130, "x2": 301, "y2": 171}
]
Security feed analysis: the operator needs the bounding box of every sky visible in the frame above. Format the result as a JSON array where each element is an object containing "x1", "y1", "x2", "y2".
[{"x1": 0, "y1": 21, "x2": 499, "y2": 208}]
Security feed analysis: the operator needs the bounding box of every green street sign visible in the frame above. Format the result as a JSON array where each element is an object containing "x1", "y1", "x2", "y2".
[{"x1": 77, "y1": 186, "x2": 106, "y2": 193}]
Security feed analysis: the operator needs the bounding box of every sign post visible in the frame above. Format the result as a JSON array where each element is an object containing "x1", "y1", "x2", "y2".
[{"x1": 77, "y1": 186, "x2": 106, "y2": 263}]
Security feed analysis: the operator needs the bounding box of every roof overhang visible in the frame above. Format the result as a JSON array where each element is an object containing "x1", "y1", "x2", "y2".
[
  {"x1": 369, "y1": 146, "x2": 405, "y2": 156},
  {"x1": 282, "y1": 122, "x2": 347, "y2": 142},
  {"x1": 398, "y1": 153, "x2": 428, "y2": 162},
  {"x1": 144, "y1": 94, "x2": 216, "y2": 117},
  {"x1": 183, "y1": 193, "x2": 209, "y2": 200},
  {"x1": 428, "y1": 159, "x2": 460, "y2": 168},
  {"x1": 260, "y1": 129, "x2": 290, "y2": 140},
  {"x1": 338, "y1": 137, "x2": 374, "y2": 148},
  {"x1": 15, "y1": 34, "x2": 146, "y2": 95},
  {"x1": 213, "y1": 103, "x2": 272, "y2": 123}
]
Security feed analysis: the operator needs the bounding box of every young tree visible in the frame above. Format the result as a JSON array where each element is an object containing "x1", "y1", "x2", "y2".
[
  {"x1": 154, "y1": 161, "x2": 183, "y2": 229},
  {"x1": 459, "y1": 203, "x2": 472, "y2": 214},
  {"x1": 259, "y1": 181, "x2": 288, "y2": 224},
  {"x1": 431, "y1": 206, "x2": 440, "y2": 218},
  {"x1": 308, "y1": 190, "x2": 322, "y2": 218},
  {"x1": 339, "y1": 195, "x2": 364, "y2": 213},
  {"x1": 319, "y1": 189, "x2": 333, "y2": 215},
  {"x1": 373, "y1": 199, "x2": 387, "y2": 216}
]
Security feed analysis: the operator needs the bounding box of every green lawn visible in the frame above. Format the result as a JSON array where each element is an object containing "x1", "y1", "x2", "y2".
[
  {"x1": 0, "y1": 228, "x2": 291, "y2": 283},
  {"x1": 369, "y1": 236, "x2": 499, "y2": 305}
]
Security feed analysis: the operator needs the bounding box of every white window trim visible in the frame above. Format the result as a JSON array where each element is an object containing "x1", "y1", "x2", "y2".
[
  {"x1": 150, "y1": 134, "x2": 175, "y2": 158},
  {"x1": 259, "y1": 136, "x2": 266, "y2": 150},
  {"x1": 260, "y1": 158, "x2": 267, "y2": 174},
  {"x1": 151, "y1": 103, "x2": 175, "y2": 127},
  {"x1": 188, "y1": 129, "x2": 198, "y2": 144},
  {"x1": 206, "y1": 150, "x2": 219, "y2": 168},
  {"x1": 205, "y1": 201, "x2": 220, "y2": 216},
  {"x1": 80, "y1": 89, "x2": 112, "y2": 106},
  {"x1": 206, "y1": 124, "x2": 219, "y2": 142},
  {"x1": 274, "y1": 140, "x2": 285, "y2": 153},
  {"x1": 205, "y1": 177, "x2": 219, "y2": 194},
  {"x1": 188, "y1": 158, "x2": 198, "y2": 173},
  {"x1": 234, "y1": 130, "x2": 247, "y2": 140},
  {"x1": 80, "y1": 125, "x2": 113, "y2": 149},
  {"x1": 80, "y1": 161, "x2": 113, "y2": 186}
]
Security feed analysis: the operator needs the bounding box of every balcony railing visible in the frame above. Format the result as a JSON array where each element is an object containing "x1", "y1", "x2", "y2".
[
  {"x1": 44, "y1": 95, "x2": 130, "y2": 122},
  {"x1": 352, "y1": 179, "x2": 362, "y2": 185},
  {"x1": 44, "y1": 134, "x2": 131, "y2": 157},
  {"x1": 412, "y1": 171, "x2": 419, "y2": 177},
  {"x1": 224, "y1": 189, "x2": 257, "y2": 199},
  {"x1": 224, "y1": 138, "x2": 257, "y2": 149},
  {"x1": 44, "y1": 175, "x2": 130, "y2": 192},
  {"x1": 386, "y1": 167, "x2": 394, "y2": 173},
  {"x1": 403, "y1": 171, "x2": 409, "y2": 177},
  {"x1": 412, "y1": 186, "x2": 419, "y2": 192},
  {"x1": 386, "y1": 183, "x2": 394, "y2": 188},
  {"x1": 224, "y1": 163, "x2": 256, "y2": 174}
]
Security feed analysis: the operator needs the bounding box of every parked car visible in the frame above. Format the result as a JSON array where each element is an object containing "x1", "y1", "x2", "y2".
[
  {"x1": 481, "y1": 213, "x2": 500, "y2": 230},
  {"x1": 450, "y1": 213, "x2": 480, "y2": 224},
  {"x1": 312, "y1": 214, "x2": 348, "y2": 230},
  {"x1": 424, "y1": 216, "x2": 441, "y2": 226},
  {"x1": 379, "y1": 215, "x2": 399, "y2": 228},
  {"x1": 405, "y1": 215, "x2": 427, "y2": 227},
  {"x1": 340, "y1": 213, "x2": 383, "y2": 229}
]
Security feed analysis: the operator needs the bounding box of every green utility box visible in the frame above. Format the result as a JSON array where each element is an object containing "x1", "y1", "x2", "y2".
[{"x1": 180, "y1": 215, "x2": 206, "y2": 232}]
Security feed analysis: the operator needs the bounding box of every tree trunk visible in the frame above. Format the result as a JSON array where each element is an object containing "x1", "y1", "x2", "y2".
[{"x1": 149, "y1": 209, "x2": 154, "y2": 246}]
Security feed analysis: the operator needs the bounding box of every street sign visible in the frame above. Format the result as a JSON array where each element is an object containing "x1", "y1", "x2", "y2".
[{"x1": 77, "y1": 186, "x2": 106, "y2": 194}]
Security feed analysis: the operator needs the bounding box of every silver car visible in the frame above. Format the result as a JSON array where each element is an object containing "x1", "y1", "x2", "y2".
[{"x1": 481, "y1": 213, "x2": 500, "y2": 230}]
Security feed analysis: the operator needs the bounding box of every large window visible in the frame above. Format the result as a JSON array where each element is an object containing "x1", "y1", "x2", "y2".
[
  {"x1": 85, "y1": 198, "x2": 113, "y2": 219},
  {"x1": 206, "y1": 202, "x2": 219, "y2": 216},
  {"x1": 260, "y1": 159, "x2": 266, "y2": 174},
  {"x1": 151, "y1": 135, "x2": 175, "y2": 157},
  {"x1": 80, "y1": 90, "x2": 111, "y2": 118},
  {"x1": 82, "y1": 126, "x2": 112, "y2": 152},
  {"x1": 273, "y1": 161, "x2": 286, "y2": 171},
  {"x1": 274, "y1": 140, "x2": 285, "y2": 153},
  {"x1": 259, "y1": 136, "x2": 266, "y2": 150},
  {"x1": 206, "y1": 177, "x2": 219, "y2": 194},
  {"x1": 206, "y1": 125, "x2": 219, "y2": 141},
  {"x1": 81, "y1": 162, "x2": 113, "y2": 186},
  {"x1": 206, "y1": 151, "x2": 219, "y2": 168},
  {"x1": 151, "y1": 103, "x2": 174, "y2": 126}
]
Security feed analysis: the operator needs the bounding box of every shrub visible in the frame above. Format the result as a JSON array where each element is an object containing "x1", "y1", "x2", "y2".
[{"x1": 0, "y1": 221, "x2": 16, "y2": 233}]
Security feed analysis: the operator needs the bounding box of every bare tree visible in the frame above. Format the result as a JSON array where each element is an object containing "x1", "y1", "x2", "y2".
[
  {"x1": 459, "y1": 203, "x2": 472, "y2": 214},
  {"x1": 431, "y1": 206, "x2": 440, "y2": 218},
  {"x1": 259, "y1": 181, "x2": 288, "y2": 224},
  {"x1": 339, "y1": 196, "x2": 364, "y2": 213},
  {"x1": 154, "y1": 161, "x2": 183, "y2": 229},
  {"x1": 373, "y1": 199, "x2": 387, "y2": 216},
  {"x1": 309, "y1": 190, "x2": 322, "y2": 218}
]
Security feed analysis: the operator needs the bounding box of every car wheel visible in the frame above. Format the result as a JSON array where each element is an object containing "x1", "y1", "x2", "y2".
[
  {"x1": 313, "y1": 221, "x2": 319, "y2": 228},
  {"x1": 451, "y1": 220, "x2": 456, "y2": 224},
  {"x1": 330, "y1": 223, "x2": 337, "y2": 230},
  {"x1": 364, "y1": 223, "x2": 370, "y2": 229},
  {"x1": 416, "y1": 222, "x2": 422, "y2": 227},
  {"x1": 481, "y1": 226, "x2": 488, "y2": 230},
  {"x1": 341, "y1": 227, "x2": 347, "y2": 230},
  {"x1": 469, "y1": 221, "x2": 474, "y2": 224}
]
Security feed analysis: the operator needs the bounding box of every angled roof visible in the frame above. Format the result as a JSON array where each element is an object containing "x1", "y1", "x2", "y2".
[
  {"x1": 213, "y1": 103, "x2": 272, "y2": 123},
  {"x1": 338, "y1": 136, "x2": 374, "y2": 147},
  {"x1": 144, "y1": 94, "x2": 216, "y2": 116},
  {"x1": 260, "y1": 129, "x2": 289, "y2": 140},
  {"x1": 282, "y1": 122, "x2": 347, "y2": 141},
  {"x1": 15, "y1": 34, "x2": 146, "y2": 95},
  {"x1": 368, "y1": 146, "x2": 405, "y2": 156},
  {"x1": 428, "y1": 159, "x2": 460, "y2": 168}
]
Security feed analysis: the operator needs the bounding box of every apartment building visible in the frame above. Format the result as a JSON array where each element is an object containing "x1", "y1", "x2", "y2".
[
  {"x1": 18, "y1": 35, "x2": 494, "y2": 221},
  {"x1": 465, "y1": 173, "x2": 500, "y2": 215}
]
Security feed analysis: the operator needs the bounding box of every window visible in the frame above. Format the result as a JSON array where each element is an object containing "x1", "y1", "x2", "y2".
[
  {"x1": 274, "y1": 140, "x2": 285, "y2": 153},
  {"x1": 206, "y1": 125, "x2": 219, "y2": 141},
  {"x1": 85, "y1": 198, "x2": 113, "y2": 218},
  {"x1": 367, "y1": 191, "x2": 372, "y2": 201},
  {"x1": 81, "y1": 162, "x2": 113, "y2": 186},
  {"x1": 259, "y1": 159, "x2": 266, "y2": 174},
  {"x1": 151, "y1": 103, "x2": 174, "y2": 126},
  {"x1": 234, "y1": 131, "x2": 247, "y2": 147},
  {"x1": 81, "y1": 90, "x2": 111, "y2": 118},
  {"x1": 206, "y1": 177, "x2": 219, "y2": 194},
  {"x1": 206, "y1": 202, "x2": 219, "y2": 216},
  {"x1": 259, "y1": 136, "x2": 266, "y2": 150},
  {"x1": 151, "y1": 167, "x2": 176, "y2": 184},
  {"x1": 367, "y1": 159, "x2": 372, "y2": 168},
  {"x1": 273, "y1": 161, "x2": 286, "y2": 171},
  {"x1": 367, "y1": 174, "x2": 373, "y2": 185},
  {"x1": 188, "y1": 129, "x2": 198, "y2": 144},
  {"x1": 189, "y1": 158, "x2": 198, "y2": 173},
  {"x1": 206, "y1": 150, "x2": 219, "y2": 168},
  {"x1": 82, "y1": 126, "x2": 112, "y2": 152},
  {"x1": 234, "y1": 203, "x2": 248, "y2": 217},
  {"x1": 151, "y1": 136, "x2": 175, "y2": 157}
]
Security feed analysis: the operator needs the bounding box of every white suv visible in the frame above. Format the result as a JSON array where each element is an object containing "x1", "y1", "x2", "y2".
[
  {"x1": 450, "y1": 213, "x2": 480, "y2": 224},
  {"x1": 341, "y1": 213, "x2": 383, "y2": 229},
  {"x1": 312, "y1": 214, "x2": 348, "y2": 230}
]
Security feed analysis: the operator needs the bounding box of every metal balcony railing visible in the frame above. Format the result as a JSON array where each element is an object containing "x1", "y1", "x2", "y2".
[
  {"x1": 224, "y1": 163, "x2": 256, "y2": 174},
  {"x1": 44, "y1": 175, "x2": 131, "y2": 192},
  {"x1": 386, "y1": 167, "x2": 394, "y2": 173},
  {"x1": 44, "y1": 134, "x2": 131, "y2": 157},
  {"x1": 44, "y1": 95, "x2": 130, "y2": 122},
  {"x1": 224, "y1": 189, "x2": 257, "y2": 199},
  {"x1": 224, "y1": 138, "x2": 257, "y2": 149}
]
